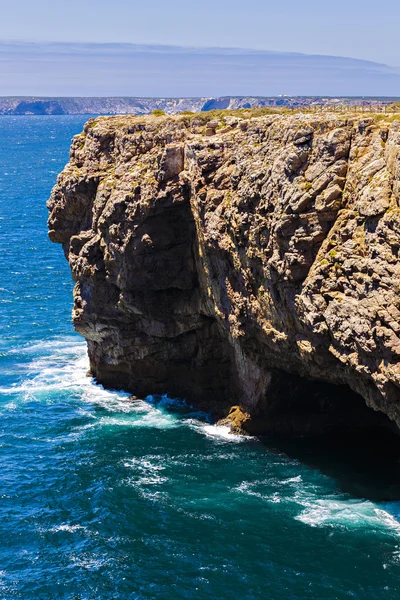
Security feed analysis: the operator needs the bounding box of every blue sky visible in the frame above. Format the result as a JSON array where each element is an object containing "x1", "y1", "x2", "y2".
[{"x1": 1, "y1": 0, "x2": 400, "y2": 66}]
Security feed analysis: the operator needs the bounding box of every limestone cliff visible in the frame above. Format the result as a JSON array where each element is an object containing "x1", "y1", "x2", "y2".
[{"x1": 48, "y1": 111, "x2": 400, "y2": 434}]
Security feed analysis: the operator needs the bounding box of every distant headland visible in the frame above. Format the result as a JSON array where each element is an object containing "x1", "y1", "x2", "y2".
[{"x1": 1, "y1": 96, "x2": 400, "y2": 116}]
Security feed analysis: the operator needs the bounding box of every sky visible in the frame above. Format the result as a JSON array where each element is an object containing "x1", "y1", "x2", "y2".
[
  {"x1": 3, "y1": 43, "x2": 400, "y2": 97},
  {"x1": 0, "y1": 0, "x2": 399, "y2": 67}
]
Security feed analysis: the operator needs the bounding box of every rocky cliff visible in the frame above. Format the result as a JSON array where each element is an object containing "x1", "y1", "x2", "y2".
[
  {"x1": 1, "y1": 96, "x2": 394, "y2": 115},
  {"x1": 48, "y1": 111, "x2": 400, "y2": 434}
]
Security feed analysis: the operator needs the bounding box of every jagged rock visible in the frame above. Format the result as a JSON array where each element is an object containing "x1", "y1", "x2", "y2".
[{"x1": 48, "y1": 111, "x2": 400, "y2": 433}]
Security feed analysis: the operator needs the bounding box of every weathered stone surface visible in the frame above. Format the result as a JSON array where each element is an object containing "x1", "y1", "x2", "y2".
[{"x1": 48, "y1": 112, "x2": 400, "y2": 432}]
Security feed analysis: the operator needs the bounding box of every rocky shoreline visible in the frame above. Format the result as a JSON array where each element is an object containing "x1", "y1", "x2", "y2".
[
  {"x1": 2, "y1": 96, "x2": 399, "y2": 116},
  {"x1": 48, "y1": 109, "x2": 400, "y2": 435}
]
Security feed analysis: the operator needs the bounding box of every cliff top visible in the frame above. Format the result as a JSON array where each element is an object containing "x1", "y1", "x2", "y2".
[
  {"x1": 76, "y1": 108, "x2": 400, "y2": 151},
  {"x1": 84, "y1": 105, "x2": 400, "y2": 128}
]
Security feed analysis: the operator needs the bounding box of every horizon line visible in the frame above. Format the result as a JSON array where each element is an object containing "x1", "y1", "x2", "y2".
[{"x1": 0, "y1": 39, "x2": 395, "y2": 69}]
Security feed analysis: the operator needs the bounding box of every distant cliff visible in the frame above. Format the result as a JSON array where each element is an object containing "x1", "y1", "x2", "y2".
[
  {"x1": 0, "y1": 97, "x2": 205, "y2": 115},
  {"x1": 48, "y1": 110, "x2": 400, "y2": 435},
  {"x1": 1, "y1": 96, "x2": 398, "y2": 116}
]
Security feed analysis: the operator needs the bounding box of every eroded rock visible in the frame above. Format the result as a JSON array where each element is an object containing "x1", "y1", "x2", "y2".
[{"x1": 47, "y1": 112, "x2": 400, "y2": 433}]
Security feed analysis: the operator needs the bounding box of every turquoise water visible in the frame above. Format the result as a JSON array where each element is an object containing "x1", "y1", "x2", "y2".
[{"x1": 1, "y1": 116, "x2": 400, "y2": 599}]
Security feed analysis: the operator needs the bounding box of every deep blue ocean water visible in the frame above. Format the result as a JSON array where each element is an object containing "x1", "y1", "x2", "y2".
[{"x1": 1, "y1": 116, "x2": 400, "y2": 599}]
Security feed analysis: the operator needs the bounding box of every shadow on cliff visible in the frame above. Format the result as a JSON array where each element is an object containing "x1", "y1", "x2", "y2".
[{"x1": 245, "y1": 371, "x2": 400, "y2": 502}]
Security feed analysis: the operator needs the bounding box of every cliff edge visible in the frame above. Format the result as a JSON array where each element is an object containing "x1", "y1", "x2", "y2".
[{"x1": 48, "y1": 111, "x2": 400, "y2": 434}]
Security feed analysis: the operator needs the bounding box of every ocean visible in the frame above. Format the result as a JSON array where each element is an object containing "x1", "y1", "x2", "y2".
[{"x1": 0, "y1": 115, "x2": 400, "y2": 599}]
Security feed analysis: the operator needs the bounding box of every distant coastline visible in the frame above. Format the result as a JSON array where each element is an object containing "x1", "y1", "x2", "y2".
[{"x1": 1, "y1": 96, "x2": 400, "y2": 115}]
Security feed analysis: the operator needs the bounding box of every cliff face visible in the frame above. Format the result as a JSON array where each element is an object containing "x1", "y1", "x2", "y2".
[
  {"x1": 48, "y1": 112, "x2": 400, "y2": 434},
  {"x1": 1, "y1": 96, "x2": 393, "y2": 116}
]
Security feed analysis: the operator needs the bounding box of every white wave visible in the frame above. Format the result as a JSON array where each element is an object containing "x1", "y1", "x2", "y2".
[
  {"x1": 200, "y1": 423, "x2": 252, "y2": 443},
  {"x1": 234, "y1": 473, "x2": 400, "y2": 537},
  {"x1": 1, "y1": 338, "x2": 212, "y2": 440},
  {"x1": 3, "y1": 339, "x2": 210, "y2": 439},
  {"x1": 235, "y1": 480, "x2": 283, "y2": 503},
  {"x1": 269, "y1": 492, "x2": 283, "y2": 503},
  {"x1": 7, "y1": 336, "x2": 82, "y2": 356},
  {"x1": 374, "y1": 508, "x2": 400, "y2": 535},
  {"x1": 3, "y1": 401, "x2": 17, "y2": 410},
  {"x1": 0, "y1": 338, "x2": 132, "y2": 410},
  {"x1": 123, "y1": 455, "x2": 170, "y2": 497},
  {"x1": 99, "y1": 409, "x2": 178, "y2": 429},
  {"x1": 49, "y1": 524, "x2": 87, "y2": 533},
  {"x1": 70, "y1": 554, "x2": 111, "y2": 571},
  {"x1": 135, "y1": 475, "x2": 169, "y2": 486},
  {"x1": 235, "y1": 481, "x2": 268, "y2": 499},
  {"x1": 10, "y1": 335, "x2": 400, "y2": 553},
  {"x1": 123, "y1": 457, "x2": 166, "y2": 471},
  {"x1": 135, "y1": 489, "x2": 169, "y2": 503},
  {"x1": 295, "y1": 495, "x2": 400, "y2": 536},
  {"x1": 283, "y1": 475, "x2": 302, "y2": 484},
  {"x1": 234, "y1": 473, "x2": 400, "y2": 536}
]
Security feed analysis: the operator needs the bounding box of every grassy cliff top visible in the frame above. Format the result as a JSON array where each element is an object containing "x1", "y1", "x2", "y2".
[{"x1": 83, "y1": 105, "x2": 400, "y2": 133}]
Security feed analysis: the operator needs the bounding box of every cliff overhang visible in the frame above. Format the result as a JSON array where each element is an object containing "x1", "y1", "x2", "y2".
[{"x1": 47, "y1": 110, "x2": 400, "y2": 435}]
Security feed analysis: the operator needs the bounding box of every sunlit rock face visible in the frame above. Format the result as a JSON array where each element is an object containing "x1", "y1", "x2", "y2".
[{"x1": 48, "y1": 111, "x2": 400, "y2": 433}]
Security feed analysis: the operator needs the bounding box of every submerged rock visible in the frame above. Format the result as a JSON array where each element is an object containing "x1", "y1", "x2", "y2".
[{"x1": 48, "y1": 111, "x2": 400, "y2": 434}]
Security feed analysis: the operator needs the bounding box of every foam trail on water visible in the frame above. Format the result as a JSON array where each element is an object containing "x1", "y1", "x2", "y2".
[
  {"x1": 0, "y1": 337, "x2": 258, "y2": 438},
  {"x1": 0, "y1": 336, "x2": 185, "y2": 430},
  {"x1": 295, "y1": 498, "x2": 400, "y2": 535},
  {"x1": 234, "y1": 469, "x2": 400, "y2": 537},
  {"x1": 293, "y1": 488, "x2": 400, "y2": 537},
  {"x1": 0, "y1": 338, "x2": 124, "y2": 415},
  {"x1": 0, "y1": 337, "x2": 131, "y2": 407}
]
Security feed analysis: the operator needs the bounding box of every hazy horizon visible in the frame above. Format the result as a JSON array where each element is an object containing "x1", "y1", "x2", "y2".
[
  {"x1": 1, "y1": 41, "x2": 400, "y2": 97},
  {"x1": 1, "y1": 39, "x2": 398, "y2": 67},
  {"x1": 2, "y1": 0, "x2": 400, "y2": 67}
]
